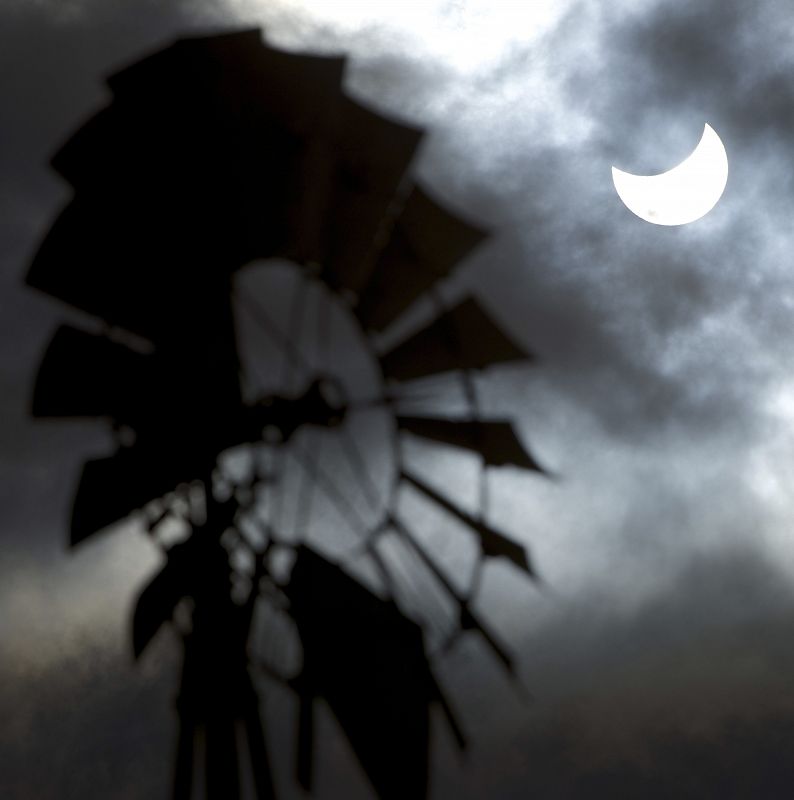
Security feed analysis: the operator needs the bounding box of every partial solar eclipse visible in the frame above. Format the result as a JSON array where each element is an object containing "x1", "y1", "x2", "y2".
[{"x1": 612, "y1": 124, "x2": 728, "y2": 226}]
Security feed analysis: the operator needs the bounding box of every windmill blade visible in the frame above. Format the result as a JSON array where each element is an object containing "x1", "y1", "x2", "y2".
[
  {"x1": 32, "y1": 34, "x2": 339, "y2": 333},
  {"x1": 70, "y1": 447, "x2": 216, "y2": 546},
  {"x1": 285, "y1": 545, "x2": 444, "y2": 800},
  {"x1": 50, "y1": 103, "x2": 120, "y2": 188},
  {"x1": 32, "y1": 322, "x2": 245, "y2": 444},
  {"x1": 379, "y1": 297, "x2": 531, "y2": 382},
  {"x1": 355, "y1": 185, "x2": 488, "y2": 332},
  {"x1": 52, "y1": 93, "x2": 299, "y2": 251},
  {"x1": 32, "y1": 324, "x2": 148, "y2": 419},
  {"x1": 132, "y1": 554, "x2": 188, "y2": 658},
  {"x1": 397, "y1": 416, "x2": 544, "y2": 472},
  {"x1": 27, "y1": 197, "x2": 245, "y2": 342},
  {"x1": 27, "y1": 198, "x2": 152, "y2": 336},
  {"x1": 32, "y1": 29, "x2": 424, "y2": 326},
  {"x1": 107, "y1": 29, "x2": 344, "y2": 127},
  {"x1": 402, "y1": 470, "x2": 536, "y2": 577},
  {"x1": 322, "y1": 96, "x2": 424, "y2": 295},
  {"x1": 106, "y1": 30, "x2": 347, "y2": 268}
]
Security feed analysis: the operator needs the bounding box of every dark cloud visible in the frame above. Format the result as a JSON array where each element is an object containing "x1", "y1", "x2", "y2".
[
  {"x1": 431, "y1": 546, "x2": 794, "y2": 798},
  {"x1": 4, "y1": 0, "x2": 794, "y2": 797}
]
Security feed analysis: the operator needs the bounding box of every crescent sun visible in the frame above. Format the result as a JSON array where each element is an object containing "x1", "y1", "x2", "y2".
[{"x1": 612, "y1": 123, "x2": 728, "y2": 226}]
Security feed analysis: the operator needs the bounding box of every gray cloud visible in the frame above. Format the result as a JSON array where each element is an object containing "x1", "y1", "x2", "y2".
[{"x1": 4, "y1": 0, "x2": 794, "y2": 797}]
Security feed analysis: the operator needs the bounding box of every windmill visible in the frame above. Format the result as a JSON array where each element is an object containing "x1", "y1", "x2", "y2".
[{"x1": 28, "y1": 29, "x2": 545, "y2": 800}]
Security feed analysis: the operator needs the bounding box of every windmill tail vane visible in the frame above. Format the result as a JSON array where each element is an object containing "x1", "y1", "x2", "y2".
[{"x1": 27, "y1": 28, "x2": 545, "y2": 800}]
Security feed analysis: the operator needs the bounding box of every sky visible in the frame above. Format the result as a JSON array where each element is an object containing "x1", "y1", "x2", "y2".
[{"x1": 4, "y1": 0, "x2": 794, "y2": 797}]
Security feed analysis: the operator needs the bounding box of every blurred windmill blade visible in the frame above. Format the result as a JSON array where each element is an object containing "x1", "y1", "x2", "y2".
[
  {"x1": 27, "y1": 194, "x2": 248, "y2": 347},
  {"x1": 71, "y1": 453, "x2": 149, "y2": 545},
  {"x1": 285, "y1": 545, "x2": 457, "y2": 800},
  {"x1": 106, "y1": 29, "x2": 348, "y2": 268},
  {"x1": 49, "y1": 102, "x2": 121, "y2": 188},
  {"x1": 106, "y1": 28, "x2": 345, "y2": 124},
  {"x1": 29, "y1": 32, "x2": 337, "y2": 334},
  {"x1": 32, "y1": 322, "x2": 244, "y2": 444},
  {"x1": 28, "y1": 198, "x2": 163, "y2": 340},
  {"x1": 355, "y1": 185, "x2": 488, "y2": 333},
  {"x1": 379, "y1": 296, "x2": 531, "y2": 382},
  {"x1": 132, "y1": 547, "x2": 190, "y2": 658},
  {"x1": 321, "y1": 96, "x2": 424, "y2": 295},
  {"x1": 397, "y1": 416, "x2": 545, "y2": 472},
  {"x1": 402, "y1": 470, "x2": 536, "y2": 577},
  {"x1": 105, "y1": 28, "x2": 424, "y2": 297},
  {"x1": 28, "y1": 27, "x2": 428, "y2": 340},
  {"x1": 70, "y1": 447, "x2": 212, "y2": 546},
  {"x1": 32, "y1": 324, "x2": 147, "y2": 419}
]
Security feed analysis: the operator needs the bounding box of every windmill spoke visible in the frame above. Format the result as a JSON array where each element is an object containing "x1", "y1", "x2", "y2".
[
  {"x1": 293, "y1": 428, "x2": 322, "y2": 540},
  {"x1": 402, "y1": 469, "x2": 535, "y2": 577},
  {"x1": 391, "y1": 515, "x2": 514, "y2": 675},
  {"x1": 235, "y1": 289, "x2": 312, "y2": 377},
  {"x1": 337, "y1": 427, "x2": 382, "y2": 513},
  {"x1": 289, "y1": 442, "x2": 372, "y2": 540},
  {"x1": 280, "y1": 269, "x2": 311, "y2": 390},
  {"x1": 375, "y1": 531, "x2": 450, "y2": 642},
  {"x1": 397, "y1": 415, "x2": 545, "y2": 472}
]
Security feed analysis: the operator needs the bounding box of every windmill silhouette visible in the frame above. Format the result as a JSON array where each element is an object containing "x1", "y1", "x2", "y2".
[{"x1": 28, "y1": 29, "x2": 544, "y2": 800}]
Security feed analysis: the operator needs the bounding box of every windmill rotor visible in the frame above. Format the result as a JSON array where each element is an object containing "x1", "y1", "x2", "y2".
[{"x1": 28, "y1": 28, "x2": 545, "y2": 800}]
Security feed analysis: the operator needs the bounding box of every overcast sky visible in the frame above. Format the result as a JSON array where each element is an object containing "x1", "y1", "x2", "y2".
[{"x1": 4, "y1": 1, "x2": 794, "y2": 798}]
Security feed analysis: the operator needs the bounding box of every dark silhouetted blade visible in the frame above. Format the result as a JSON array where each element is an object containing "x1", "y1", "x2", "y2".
[
  {"x1": 379, "y1": 296, "x2": 530, "y2": 382},
  {"x1": 397, "y1": 416, "x2": 544, "y2": 472},
  {"x1": 50, "y1": 105, "x2": 119, "y2": 187},
  {"x1": 70, "y1": 448, "x2": 211, "y2": 546},
  {"x1": 107, "y1": 29, "x2": 262, "y2": 91},
  {"x1": 70, "y1": 453, "x2": 157, "y2": 545},
  {"x1": 108, "y1": 28, "x2": 346, "y2": 145},
  {"x1": 132, "y1": 557, "x2": 186, "y2": 658},
  {"x1": 402, "y1": 470, "x2": 535, "y2": 577},
  {"x1": 31, "y1": 323, "x2": 245, "y2": 445},
  {"x1": 26, "y1": 199, "x2": 142, "y2": 332},
  {"x1": 32, "y1": 34, "x2": 335, "y2": 331},
  {"x1": 31, "y1": 324, "x2": 147, "y2": 419},
  {"x1": 355, "y1": 186, "x2": 488, "y2": 332},
  {"x1": 244, "y1": 43, "x2": 346, "y2": 265},
  {"x1": 103, "y1": 30, "x2": 346, "y2": 267},
  {"x1": 203, "y1": 32, "x2": 346, "y2": 136},
  {"x1": 107, "y1": 28, "x2": 345, "y2": 126},
  {"x1": 285, "y1": 545, "x2": 438, "y2": 800},
  {"x1": 26, "y1": 199, "x2": 241, "y2": 342},
  {"x1": 322, "y1": 97, "x2": 424, "y2": 295}
]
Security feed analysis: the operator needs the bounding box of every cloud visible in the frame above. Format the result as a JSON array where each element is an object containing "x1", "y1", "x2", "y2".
[
  {"x1": 5, "y1": 0, "x2": 794, "y2": 796},
  {"x1": 432, "y1": 544, "x2": 794, "y2": 798}
]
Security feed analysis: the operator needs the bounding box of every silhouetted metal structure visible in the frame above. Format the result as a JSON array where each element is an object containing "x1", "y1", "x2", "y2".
[{"x1": 28, "y1": 29, "x2": 543, "y2": 800}]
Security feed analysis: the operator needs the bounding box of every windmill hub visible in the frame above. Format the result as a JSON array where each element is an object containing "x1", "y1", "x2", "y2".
[{"x1": 252, "y1": 376, "x2": 347, "y2": 443}]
